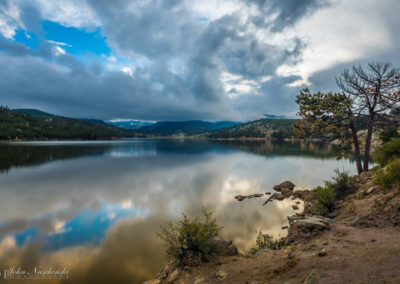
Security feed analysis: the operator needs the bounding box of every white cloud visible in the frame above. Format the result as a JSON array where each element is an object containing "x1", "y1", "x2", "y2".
[
  {"x1": 120, "y1": 66, "x2": 133, "y2": 77},
  {"x1": 53, "y1": 45, "x2": 66, "y2": 56},
  {"x1": 29, "y1": 0, "x2": 100, "y2": 28},
  {"x1": 121, "y1": 199, "x2": 132, "y2": 209},
  {"x1": 221, "y1": 71, "x2": 261, "y2": 98},
  {"x1": 47, "y1": 40, "x2": 72, "y2": 47},
  {"x1": 0, "y1": 1, "x2": 24, "y2": 39},
  {"x1": 276, "y1": 0, "x2": 395, "y2": 86}
]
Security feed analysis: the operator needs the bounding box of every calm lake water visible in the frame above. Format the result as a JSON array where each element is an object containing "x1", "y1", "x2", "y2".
[{"x1": 0, "y1": 139, "x2": 357, "y2": 283}]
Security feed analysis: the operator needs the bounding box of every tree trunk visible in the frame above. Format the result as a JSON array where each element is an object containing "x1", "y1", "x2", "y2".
[
  {"x1": 363, "y1": 116, "x2": 374, "y2": 172},
  {"x1": 350, "y1": 121, "x2": 363, "y2": 174}
]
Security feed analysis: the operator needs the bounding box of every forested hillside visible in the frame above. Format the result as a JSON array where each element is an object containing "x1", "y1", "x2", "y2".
[
  {"x1": 206, "y1": 118, "x2": 296, "y2": 139},
  {"x1": 136, "y1": 120, "x2": 240, "y2": 135},
  {"x1": 0, "y1": 107, "x2": 136, "y2": 140}
]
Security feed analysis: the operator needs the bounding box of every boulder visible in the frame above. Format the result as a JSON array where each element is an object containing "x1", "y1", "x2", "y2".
[
  {"x1": 273, "y1": 181, "x2": 295, "y2": 192},
  {"x1": 274, "y1": 194, "x2": 286, "y2": 201},
  {"x1": 293, "y1": 190, "x2": 316, "y2": 202},
  {"x1": 317, "y1": 249, "x2": 327, "y2": 257},
  {"x1": 366, "y1": 186, "x2": 375, "y2": 194},
  {"x1": 248, "y1": 193, "x2": 264, "y2": 199},
  {"x1": 280, "y1": 187, "x2": 293, "y2": 195},
  {"x1": 216, "y1": 269, "x2": 227, "y2": 280},
  {"x1": 284, "y1": 216, "x2": 330, "y2": 244},
  {"x1": 234, "y1": 195, "x2": 247, "y2": 201}
]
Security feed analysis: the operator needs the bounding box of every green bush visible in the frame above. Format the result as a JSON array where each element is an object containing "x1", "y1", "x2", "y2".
[
  {"x1": 249, "y1": 230, "x2": 280, "y2": 255},
  {"x1": 375, "y1": 159, "x2": 400, "y2": 189},
  {"x1": 331, "y1": 169, "x2": 356, "y2": 199},
  {"x1": 379, "y1": 127, "x2": 400, "y2": 143},
  {"x1": 255, "y1": 230, "x2": 280, "y2": 250},
  {"x1": 158, "y1": 208, "x2": 222, "y2": 265},
  {"x1": 374, "y1": 138, "x2": 400, "y2": 166},
  {"x1": 312, "y1": 184, "x2": 336, "y2": 215}
]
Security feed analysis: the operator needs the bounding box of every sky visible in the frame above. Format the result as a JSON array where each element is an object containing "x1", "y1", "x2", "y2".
[{"x1": 0, "y1": 0, "x2": 399, "y2": 121}]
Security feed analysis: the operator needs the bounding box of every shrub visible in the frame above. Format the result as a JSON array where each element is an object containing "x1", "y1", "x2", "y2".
[
  {"x1": 255, "y1": 230, "x2": 280, "y2": 250},
  {"x1": 312, "y1": 184, "x2": 336, "y2": 215},
  {"x1": 158, "y1": 208, "x2": 222, "y2": 265},
  {"x1": 249, "y1": 230, "x2": 280, "y2": 255},
  {"x1": 331, "y1": 169, "x2": 356, "y2": 199},
  {"x1": 374, "y1": 138, "x2": 400, "y2": 166},
  {"x1": 375, "y1": 159, "x2": 400, "y2": 189},
  {"x1": 379, "y1": 127, "x2": 400, "y2": 143}
]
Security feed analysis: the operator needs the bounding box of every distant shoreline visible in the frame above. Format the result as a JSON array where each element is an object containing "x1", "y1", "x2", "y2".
[{"x1": 0, "y1": 136, "x2": 330, "y2": 143}]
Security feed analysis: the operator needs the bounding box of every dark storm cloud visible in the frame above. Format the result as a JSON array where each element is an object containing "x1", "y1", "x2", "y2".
[
  {"x1": 87, "y1": 0, "x2": 199, "y2": 59},
  {"x1": 1, "y1": 0, "x2": 398, "y2": 120},
  {"x1": 247, "y1": 0, "x2": 331, "y2": 32}
]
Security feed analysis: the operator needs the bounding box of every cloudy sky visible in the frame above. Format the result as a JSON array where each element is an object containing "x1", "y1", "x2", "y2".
[{"x1": 0, "y1": 0, "x2": 399, "y2": 121}]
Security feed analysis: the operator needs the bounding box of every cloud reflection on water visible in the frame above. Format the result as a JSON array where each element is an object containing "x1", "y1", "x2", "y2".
[{"x1": 0, "y1": 140, "x2": 356, "y2": 283}]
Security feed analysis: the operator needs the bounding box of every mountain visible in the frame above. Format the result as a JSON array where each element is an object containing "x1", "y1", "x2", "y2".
[
  {"x1": 108, "y1": 120, "x2": 154, "y2": 130},
  {"x1": 263, "y1": 114, "x2": 292, "y2": 120},
  {"x1": 79, "y1": 118, "x2": 107, "y2": 125},
  {"x1": 13, "y1": 109, "x2": 108, "y2": 125},
  {"x1": 13, "y1": 108, "x2": 55, "y2": 117},
  {"x1": 136, "y1": 120, "x2": 241, "y2": 135},
  {"x1": 1, "y1": 107, "x2": 137, "y2": 140},
  {"x1": 205, "y1": 118, "x2": 297, "y2": 139}
]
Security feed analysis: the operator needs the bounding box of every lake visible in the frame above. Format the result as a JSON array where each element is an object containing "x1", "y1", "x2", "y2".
[{"x1": 0, "y1": 139, "x2": 357, "y2": 283}]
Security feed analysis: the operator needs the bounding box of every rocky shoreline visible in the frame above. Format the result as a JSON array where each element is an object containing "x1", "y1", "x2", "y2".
[{"x1": 144, "y1": 171, "x2": 400, "y2": 283}]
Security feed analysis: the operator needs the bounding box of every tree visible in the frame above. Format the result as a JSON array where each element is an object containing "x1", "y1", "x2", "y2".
[
  {"x1": 336, "y1": 61, "x2": 400, "y2": 171},
  {"x1": 295, "y1": 62, "x2": 400, "y2": 173},
  {"x1": 295, "y1": 89, "x2": 364, "y2": 174}
]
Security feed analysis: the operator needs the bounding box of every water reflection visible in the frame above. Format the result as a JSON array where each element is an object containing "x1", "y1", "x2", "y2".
[{"x1": 0, "y1": 139, "x2": 356, "y2": 283}]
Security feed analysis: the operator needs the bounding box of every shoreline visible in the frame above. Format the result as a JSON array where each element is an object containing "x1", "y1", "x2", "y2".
[
  {"x1": 145, "y1": 170, "x2": 400, "y2": 283},
  {"x1": 0, "y1": 136, "x2": 331, "y2": 143}
]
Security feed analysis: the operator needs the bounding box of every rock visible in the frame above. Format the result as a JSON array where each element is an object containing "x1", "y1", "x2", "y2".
[
  {"x1": 186, "y1": 251, "x2": 201, "y2": 266},
  {"x1": 265, "y1": 192, "x2": 271, "y2": 195},
  {"x1": 280, "y1": 187, "x2": 293, "y2": 195},
  {"x1": 317, "y1": 249, "x2": 327, "y2": 257},
  {"x1": 293, "y1": 190, "x2": 316, "y2": 202},
  {"x1": 234, "y1": 195, "x2": 247, "y2": 201},
  {"x1": 366, "y1": 186, "x2": 375, "y2": 194},
  {"x1": 282, "y1": 225, "x2": 289, "y2": 229},
  {"x1": 303, "y1": 271, "x2": 315, "y2": 284},
  {"x1": 274, "y1": 194, "x2": 285, "y2": 201},
  {"x1": 143, "y1": 280, "x2": 161, "y2": 284},
  {"x1": 235, "y1": 193, "x2": 263, "y2": 201},
  {"x1": 292, "y1": 205, "x2": 299, "y2": 210},
  {"x1": 273, "y1": 181, "x2": 295, "y2": 192},
  {"x1": 194, "y1": 277, "x2": 205, "y2": 284},
  {"x1": 155, "y1": 261, "x2": 178, "y2": 280},
  {"x1": 166, "y1": 269, "x2": 179, "y2": 283},
  {"x1": 216, "y1": 269, "x2": 227, "y2": 280},
  {"x1": 327, "y1": 212, "x2": 336, "y2": 218},
  {"x1": 216, "y1": 240, "x2": 239, "y2": 256},
  {"x1": 248, "y1": 193, "x2": 264, "y2": 198},
  {"x1": 285, "y1": 216, "x2": 330, "y2": 244}
]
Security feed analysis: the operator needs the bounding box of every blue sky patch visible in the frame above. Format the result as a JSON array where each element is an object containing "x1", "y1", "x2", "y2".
[{"x1": 42, "y1": 20, "x2": 110, "y2": 56}]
